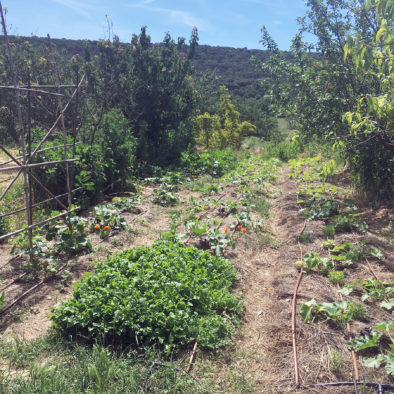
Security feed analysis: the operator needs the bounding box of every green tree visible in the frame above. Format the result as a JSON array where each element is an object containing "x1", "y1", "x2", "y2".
[
  {"x1": 128, "y1": 27, "x2": 199, "y2": 167},
  {"x1": 193, "y1": 85, "x2": 255, "y2": 149},
  {"x1": 256, "y1": 0, "x2": 393, "y2": 196}
]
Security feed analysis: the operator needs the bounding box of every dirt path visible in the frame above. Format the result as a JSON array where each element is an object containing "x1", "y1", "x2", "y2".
[{"x1": 207, "y1": 165, "x2": 393, "y2": 393}]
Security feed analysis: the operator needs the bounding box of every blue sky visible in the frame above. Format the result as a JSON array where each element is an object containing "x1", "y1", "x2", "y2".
[{"x1": 2, "y1": 0, "x2": 311, "y2": 50}]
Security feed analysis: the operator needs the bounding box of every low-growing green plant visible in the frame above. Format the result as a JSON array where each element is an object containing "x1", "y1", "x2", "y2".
[
  {"x1": 368, "y1": 246, "x2": 385, "y2": 261},
  {"x1": 347, "y1": 321, "x2": 394, "y2": 377},
  {"x1": 300, "y1": 299, "x2": 365, "y2": 326},
  {"x1": 45, "y1": 215, "x2": 92, "y2": 257},
  {"x1": 297, "y1": 230, "x2": 313, "y2": 243},
  {"x1": 51, "y1": 240, "x2": 243, "y2": 352},
  {"x1": 11, "y1": 233, "x2": 54, "y2": 274},
  {"x1": 299, "y1": 198, "x2": 340, "y2": 221},
  {"x1": 152, "y1": 188, "x2": 180, "y2": 207},
  {"x1": 361, "y1": 279, "x2": 394, "y2": 302},
  {"x1": 328, "y1": 271, "x2": 345, "y2": 285},
  {"x1": 341, "y1": 278, "x2": 394, "y2": 304},
  {"x1": 0, "y1": 291, "x2": 5, "y2": 311},
  {"x1": 0, "y1": 214, "x2": 10, "y2": 239},
  {"x1": 333, "y1": 212, "x2": 368, "y2": 233},
  {"x1": 329, "y1": 350, "x2": 347, "y2": 375},
  {"x1": 111, "y1": 196, "x2": 141, "y2": 213},
  {"x1": 324, "y1": 241, "x2": 365, "y2": 267},
  {"x1": 297, "y1": 252, "x2": 333, "y2": 273},
  {"x1": 180, "y1": 149, "x2": 237, "y2": 177},
  {"x1": 207, "y1": 229, "x2": 236, "y2": 256},
  {"x1": 91, "y1": 204, "x2": 126, "y2": 231}
]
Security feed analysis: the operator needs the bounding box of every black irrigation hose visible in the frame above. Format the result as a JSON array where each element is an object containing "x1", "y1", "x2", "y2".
[{"x1": 303, "y1": 381, "x2": 394, "y2": 394}]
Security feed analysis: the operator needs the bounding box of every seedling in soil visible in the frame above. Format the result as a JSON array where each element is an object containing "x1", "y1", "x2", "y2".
[
  {"x1": 329, "y1": 350, "x2": 347, "y2": 375},
  {"x1": 300, "y1": 299, "x2": 365, "y2": 325},
  {"x1": 297, "y1": 252, "x2": 333, "y2": 273},
  {"x1": 153, "y1": 188, "x2": 180, "y2": 206},
  {"x1": 347, "y1": 321, "x2": 394, "y2": 377},
  {"x1": 328, "y1": 271, "x2": 345, "y2": 285},
  {"x1": 297, "y1": 230, "x2": 313, "y2": 243}
]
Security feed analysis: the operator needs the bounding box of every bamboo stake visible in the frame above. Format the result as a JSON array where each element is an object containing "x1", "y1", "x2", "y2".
[
  {"x1": 0, "y1": 187, "x2": 82, "y2": 218},
  {"x1": 0, "y1": 158, "x2": 78, "y2": 172},
  {"x1": 0, "y1": 143, "x2": 80, "y2": 167},
  {"x1": 0, "y1": 84, "x2": 77, "y2": 88},
  {"x1": 0, "y1": 85, "x2": 78, "y2": 89},
  {"x1": 0, "y1": 86, "x2": 64, "y2": 96},
  {"x1": 30, "y1": 74, "x2": 85, "y2": 160},
  {"x1": 185, "y1": 340, "x2": 198, "y2": 374},
  {"x1": 0, "y1": 262, "x2": 68, "y2": 317},
  {"x1": 0, "y1": 272, "x2": 28, "y2": 293},
  {"x1": 0, "y1": 73, "x2": 86, "y2": 198},
  {"x1": 0, "y1": 1, "x2": 34, "y2": 261},
  {"x1": 47, "y1": 34, "x2": 72, "y2": 210},
  {"x1": 0, "y1": 207, "x2": 79, "y2": 241}
]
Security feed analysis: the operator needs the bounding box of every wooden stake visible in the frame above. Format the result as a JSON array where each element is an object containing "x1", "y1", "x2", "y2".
[{"x1": 185, "y1": 339, "x2": 198, "y2": 374}]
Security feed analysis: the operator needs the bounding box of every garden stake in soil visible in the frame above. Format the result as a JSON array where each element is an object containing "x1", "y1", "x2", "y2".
[{"x1": 185, "y1": 339, "x2": 198, "y2": 374}]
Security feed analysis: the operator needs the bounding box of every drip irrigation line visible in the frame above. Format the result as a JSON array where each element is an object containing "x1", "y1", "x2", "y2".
[
  {"x1": 0, "y1": 263, "x2": 68, "y2": 317},
  {"x1": 327, "y1": 245, "x2": 360, "y2": 382},
  {"x1": 0, "y1": 272, "x2": 28, "y2": 293},
  {"x1": 292, "y1": 221, "x2": 307, "y2": 387},
  {"x1": 303, "y1": 381, "x2": 394, "y2": 393},
  {"x1": 337, "y1": 281, "x2": 360, "y2": 382},
  {"x1": 364, "y1": 256, "x2": 381, "y2": 281},
  {"x1": 299, "y1": 220, "x2": 307, "y2": 236}
]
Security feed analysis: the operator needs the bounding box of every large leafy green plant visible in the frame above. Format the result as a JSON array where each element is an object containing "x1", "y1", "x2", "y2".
[{"x1": 51, "y1": 240, "x2": 242, "y2": 352}]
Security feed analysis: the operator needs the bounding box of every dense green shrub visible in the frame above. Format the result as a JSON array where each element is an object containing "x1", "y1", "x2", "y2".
[
  {"x1": 235, "y1": 97, "x2": 277, "y2": 140},
  {"x1": 31, "y1": 110, "x2": 136, "y2": 208},
  {"x1": 51, "y1": 240, "x2": 242, "y2": 351},
  {"x1": 262, "y1": 140, "x2": 300, "y2": 162},
  {"x1": 180, "y1": 149, "x2": 238, "y2": 177},
  {"x1": 96, "y1": 109, "x2": 137, "y2": 193}
]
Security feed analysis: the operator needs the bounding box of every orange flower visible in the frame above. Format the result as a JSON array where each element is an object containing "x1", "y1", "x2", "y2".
[
  {"x1": 223, "y1": 228, "x2": 229, "y2": 233},
  {"x1": 242, "y1": 228, "x2": 247, "y2": 233},
  {"x1": 103, "y1": 225, "x2": 111, "y2": 231},
  {"x1": 237, "y1": 224, "x2": 243, "y2": 230},
  {"x1": 94, "y1": 224, "x2": 100, "y2": 230}
]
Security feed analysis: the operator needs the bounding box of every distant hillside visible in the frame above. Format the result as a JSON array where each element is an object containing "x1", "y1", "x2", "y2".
[
  {"x1": 192, "y1": 45, "x2": 269, "y2": 98},
  {"x1": 1, "y1": 36, "x2": 271, "y2": 98}
]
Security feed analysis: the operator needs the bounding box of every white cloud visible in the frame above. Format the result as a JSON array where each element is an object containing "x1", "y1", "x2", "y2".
[
  {"x1": 128, "y1": 1, "x2": 209, "y2": 31},
  {"x1": 50, "y1": 0, "x2": 96, "y2": 18}
]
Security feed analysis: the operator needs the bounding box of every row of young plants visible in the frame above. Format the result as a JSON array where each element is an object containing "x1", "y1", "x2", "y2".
[
  {"x1": 290, "y1": 156, "x2": 393, "y2": 378},
  {"x1": 48, "y1": 148, "x2": 280, "y2": 353},
  {"x1": 155, "y1": 154, "x2": 278, "y2": 256}
]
